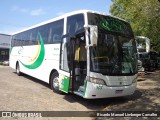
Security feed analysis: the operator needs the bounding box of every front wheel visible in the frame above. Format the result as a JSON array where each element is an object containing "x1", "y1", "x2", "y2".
[{"x1": 50, "y1": 72, "x2": 61, "y2": 93}]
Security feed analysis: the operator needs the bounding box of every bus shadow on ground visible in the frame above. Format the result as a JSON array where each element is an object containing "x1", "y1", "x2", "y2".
[
  {"x1": 13, "y1": 71, "x2": 143, "y2": 111},
  {"x1": 64, "y1": 70, "x2": 160, "y2": 111},
  {"x1": 13, "y1": 72, "x2": 51, "y2": 89},
  {"x1": 64, "y1": 87, "x2": 160, "y2": 112},
  {"x1": 12, "y1": 69, "x2": 160, "y2": 112},
  {"x1": 63, "y1": 90, "x2": 142, "y2": 110},
  {"x1": 14, "y1": 71, "x2": 159, "y2": 112}
]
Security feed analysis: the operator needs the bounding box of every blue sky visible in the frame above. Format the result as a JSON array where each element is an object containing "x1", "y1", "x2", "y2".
[{"x1": 0, "y1": 0, "x2": 112, "y2": 35}]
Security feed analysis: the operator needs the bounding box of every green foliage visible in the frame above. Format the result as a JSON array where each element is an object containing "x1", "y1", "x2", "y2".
[{"x1": 110, "y1": 0, "x2": 160, "y2": 52}]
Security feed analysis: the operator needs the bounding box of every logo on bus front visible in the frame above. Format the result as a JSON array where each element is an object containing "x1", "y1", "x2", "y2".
[{"x1": 99, "y1": 18, "x2": 128, "y2": 32}]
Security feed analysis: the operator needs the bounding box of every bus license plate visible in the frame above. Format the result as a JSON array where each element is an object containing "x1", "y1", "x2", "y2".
[{"x1": 115, "y1": 90, "x2": 123, "y2": 94}]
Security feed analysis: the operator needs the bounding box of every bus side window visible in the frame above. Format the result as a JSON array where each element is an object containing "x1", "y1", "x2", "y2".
[
  {"x1": 67, "y1": 14, "x2": 84, "y2": 36},
  {"x1": 50, "y1": 19, "x2": 64, "y2": 44},
  {"x1": 53, "y1": 34, "x2": 61, "y2": 42}
]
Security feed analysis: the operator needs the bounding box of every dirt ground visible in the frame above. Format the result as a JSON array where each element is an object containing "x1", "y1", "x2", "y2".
[
  {"x1": 96, "y1": 71, "x2": 160, "y2": 120},
  {"x1": 0, "y1": 66, "x2": 159, "y2": 120}
]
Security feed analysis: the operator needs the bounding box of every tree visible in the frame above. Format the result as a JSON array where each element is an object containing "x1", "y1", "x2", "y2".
[{"x1": 110, "y1": 0, "x2": 160, "y2": 52}]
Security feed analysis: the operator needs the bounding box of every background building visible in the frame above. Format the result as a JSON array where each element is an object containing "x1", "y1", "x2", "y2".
[{"x1": 0, "y1": 33, "x2": 11, "y2": 61}]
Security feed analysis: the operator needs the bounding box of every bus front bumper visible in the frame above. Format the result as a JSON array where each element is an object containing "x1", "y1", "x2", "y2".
[{"x1": 84, "y1": 82, "x2": 137, "y2": 99}]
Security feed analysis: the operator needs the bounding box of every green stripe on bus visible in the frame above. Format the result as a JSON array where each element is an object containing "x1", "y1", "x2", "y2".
[{"x1": 19, "y1": 32, "x2": 45, "y2": 69}]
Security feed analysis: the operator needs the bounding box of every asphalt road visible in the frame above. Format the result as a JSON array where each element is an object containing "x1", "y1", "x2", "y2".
[{"x1": 0, "y1": 66, "x2": 160, "y2": 120}]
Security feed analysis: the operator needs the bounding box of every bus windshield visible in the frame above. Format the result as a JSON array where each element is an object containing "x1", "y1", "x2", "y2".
[
  {"x1": 90, "y1": 33, "x2": 137, "y2": 75},
  {"x1": 88, "y1": 13, "x2": 137, "y2": 75}
]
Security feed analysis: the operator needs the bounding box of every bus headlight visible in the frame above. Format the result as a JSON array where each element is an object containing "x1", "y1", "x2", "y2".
[{"x1": 88, "y1": 77, "x2": 106, "y2": 85}]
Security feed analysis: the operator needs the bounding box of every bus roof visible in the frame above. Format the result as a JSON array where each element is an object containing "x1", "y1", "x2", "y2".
[{"x1": 12, "y1": 10, "x2": 128, "y2": 35}]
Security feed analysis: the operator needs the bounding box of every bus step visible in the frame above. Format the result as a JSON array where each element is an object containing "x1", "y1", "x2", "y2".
[
  {"x1": 74, "y1": 91, "x2": 84, "y2": 97},
  {"x1": 78, "y1": 85, "x2": 84, "y2": 92}
]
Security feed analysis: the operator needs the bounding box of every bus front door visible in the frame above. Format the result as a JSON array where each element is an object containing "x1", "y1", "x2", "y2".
[
  {"x1": 59, "y1": 37, "x2": 76, "y2": 93},
  {"x1": 59, "y1": 36, "x2": 86, "y2": 95}
]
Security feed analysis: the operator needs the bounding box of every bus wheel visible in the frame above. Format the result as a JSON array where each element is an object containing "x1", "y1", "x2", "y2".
[
  {"x1": 16, "y1": 62, "x2": 22, "y2": 76},
  {"x1": 50, "y1": 72, "x2": 60, "y2": 93}
]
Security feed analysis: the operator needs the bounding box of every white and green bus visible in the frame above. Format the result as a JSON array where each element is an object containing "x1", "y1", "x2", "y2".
[{"x1": 10, "y1": 10, "x2": 138, "y2": 99}]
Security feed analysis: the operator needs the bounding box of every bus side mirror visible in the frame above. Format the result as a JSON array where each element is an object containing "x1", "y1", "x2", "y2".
[{"x1": 90, "y1": 25, "x2": 98, "y2": 46}]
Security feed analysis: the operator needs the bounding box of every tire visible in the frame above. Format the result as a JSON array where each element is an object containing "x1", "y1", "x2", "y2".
[
  {"x1": 50, "y1": 72, "x2": 61, "y2": 93},
  {"x1": 16, "y1": 62, "x2": 22, "y2": 76}
]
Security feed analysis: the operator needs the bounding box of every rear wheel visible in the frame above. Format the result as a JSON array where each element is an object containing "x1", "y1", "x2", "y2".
[
  {"x1": 16, "y1": 62, "x2": 22, "y2": 76},
  {"x1": 50, "y1": 72, "x2": 61, "y2": 93}
]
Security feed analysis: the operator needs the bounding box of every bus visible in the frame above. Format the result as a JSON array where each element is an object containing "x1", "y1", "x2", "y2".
[
  {"x1": 10, "y1": 10, "x2": 138, "y2": 99},
  {"x1": 136, "y1": 36, "x2": 160, "y2": 71},
  {"x1": 136, "y1": 36, "x2": 150, "y2": 72},
  {"x1": 149, "y1": 51, "x2": 159, "y2": 70}
]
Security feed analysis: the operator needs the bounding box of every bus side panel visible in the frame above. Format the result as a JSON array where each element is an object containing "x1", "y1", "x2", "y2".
[
  {"x1": 34, "y1": 44, "x2": 61, "y2": 83},
  {"x1": 10, "y1": 44, "x2": 60, "y2": 84},
  {"x1": 10, "y1": 47, "x2": 21, "y2": 69}
]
